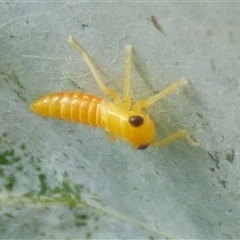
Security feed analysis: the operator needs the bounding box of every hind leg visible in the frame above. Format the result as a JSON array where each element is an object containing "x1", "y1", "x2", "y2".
[{"x1": 68, "y1": 35, "x2": 120, "y2": 101}]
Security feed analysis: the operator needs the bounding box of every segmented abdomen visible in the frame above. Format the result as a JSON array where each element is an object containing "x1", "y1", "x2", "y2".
[{"x1": 31, "y1": 92, "x2": 103, "y2": 127}]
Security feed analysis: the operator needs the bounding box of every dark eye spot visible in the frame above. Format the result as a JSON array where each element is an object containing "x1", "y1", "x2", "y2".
[
  {"x1": 137, "y1": 144, "x2": 149, "y2": 150},
  {"x1": 129, "y1": 115, "x2": 144, "y2": 127}
]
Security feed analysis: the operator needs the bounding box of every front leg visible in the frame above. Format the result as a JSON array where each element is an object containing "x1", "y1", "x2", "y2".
[{"x1": 151, "y1": 129, "x2": 199, "y2": 148}]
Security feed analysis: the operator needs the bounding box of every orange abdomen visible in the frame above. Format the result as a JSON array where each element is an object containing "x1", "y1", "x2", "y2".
[{"x1": 31, "y1": 92, "x2": 103, "y2": 127}]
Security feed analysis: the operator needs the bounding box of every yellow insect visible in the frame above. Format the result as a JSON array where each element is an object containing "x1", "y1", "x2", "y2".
[{"x1": 31, "y1": 35, "x2": 199, "y2": 150}]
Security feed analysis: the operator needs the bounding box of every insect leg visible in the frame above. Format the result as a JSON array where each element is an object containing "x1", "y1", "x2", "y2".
[
  {"x1": 68, "y1": 35, "x2": 121, "y2": 101},
  {"x1": 132, "y1": 78, "x2": 188, "y2": 113},
  {"x1": 122, "y1": 45, "x2": 133, "y2": 110},
  {"x1": 151, "y1": 129, "x2": 199, "y2": 147},
  {"x1": 105, "y1": 131, "x2": 118, "y2": 142}
]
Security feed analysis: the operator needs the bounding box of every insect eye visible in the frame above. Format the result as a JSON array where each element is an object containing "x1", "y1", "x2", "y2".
[
  {"x1": 137, "y1": 144, "x2": 149, "y2": 150},
  {"x1": 129, "y1": 115, "x2": 144, "y2": 127}
]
